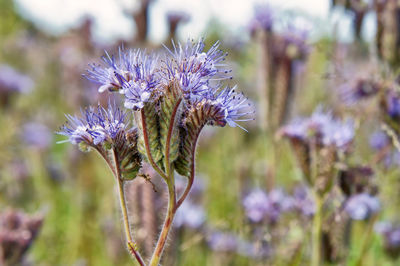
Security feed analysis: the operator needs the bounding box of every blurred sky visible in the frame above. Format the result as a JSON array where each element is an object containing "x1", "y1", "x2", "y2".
[{"x1": 14, "y1": 0, "x2": 376, "y2": 44}]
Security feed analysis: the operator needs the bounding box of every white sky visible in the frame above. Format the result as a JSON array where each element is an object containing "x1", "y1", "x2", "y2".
[{"x1": 14, "y1": 0, "x2": 376, "y2": 44}]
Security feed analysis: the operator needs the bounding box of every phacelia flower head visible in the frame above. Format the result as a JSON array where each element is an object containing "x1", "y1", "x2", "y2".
[
  {"x1": 85, "y1": 48, "x2": 159, "y2": 99},
  {"x1": 210, "y1": 86, "x2": 255, "y2": 130},
  {"x1": 344, "y1": 193, "x2": 380, "y2": 220},
  {"x1": 162, "y1": 39, "x2": 231, "y2": 99},
  {"x1": 280, "y1": 107, "x2": 355, "y2": 151},
  {"x1": 58, "y1": 102, "x2": 128, "y2": 146}
]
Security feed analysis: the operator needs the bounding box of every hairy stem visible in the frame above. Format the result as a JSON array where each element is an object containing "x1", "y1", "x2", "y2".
[
  {"x1": 140, "y1": 109, "x2": 168, "y2": 180},
  {"x1": 311, "y1": 193, "x2": 323, "y2": 266},
  {"x1": 149, "y1": 174, "x2": 176, "y2": 266},
  {"x1": 112, "y1": 149, "x2": 145, "y2": 266},
  {"x1": 355, "y1": 215, "x2": 377, "y2": 266}
]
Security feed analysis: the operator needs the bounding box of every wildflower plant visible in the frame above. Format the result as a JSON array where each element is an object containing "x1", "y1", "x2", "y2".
[
  {"x1": 58, "y1": 39, "x2": 254, "y2": 265},
  {"x1": 279, "y1": 107, "x2": 355, "y2": 266}
]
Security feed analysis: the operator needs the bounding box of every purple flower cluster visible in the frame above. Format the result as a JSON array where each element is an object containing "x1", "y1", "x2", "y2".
[
  {"x1": 385, "y1": 89, "x2": 400, "y2": 119},
  {"x1": 338, "y1": 78, "x2": 380, "y2": 104},
  {"x1": 249, "y1": 4, "x2": 274, "y2": 33},
  {"x1": 58, "y1": 102, "x2": 128, "y2": 146},
  {"x1": 280, "y1": 107, "x2": 354, "y2": 151},
  {"x1": 242, "y1": 187, "x2": 311, "y2": 224},
  {"x1": 376, "y1": 222, "x2": 400, "y2": 259},
  {"x1": 0, "y1": 64, "x2": 34, "y2": 94},
  {"x1": 174, "y1": 201, "x2": 205, "y2": 229},
  {"x1": 21, "y1": 122, "x2": 52, "y2": 150},
  {"x1": 369, "y1": 130, "x2": 400, "y2": 168},
  {"x1": 344, "y1": 193, "x2": 380, "y2": 220},
  {"x1": 84, "y1": 40, "x2": 254, "y2": 130}
]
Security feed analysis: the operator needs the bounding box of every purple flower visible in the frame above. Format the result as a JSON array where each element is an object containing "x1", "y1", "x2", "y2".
[
  {"x1": 280, "y1": 26, "x2": 310, "y2": 60},
  {"x1": 162, "y1": 39, "x2": 231, "y2": 99},
  {"x1": 376, "y1": 222, "x2": 400, "y2": 259},
  {"x1": 386, "y1": 90, "x2": 400, "y2": 118},
  {"x1": 338, "y1": 78, "x2": 380, "y2": 104},
  {"x1": 207, "y1": 231, "x2": 238, "y2": 252},
  {"x1": 58, "y1": 102, "x2": 128, "y2": 146},
  {"x1": 21, "y1": 122, "x2": 52, "y2": 149},
  {"x1": 242, "y1": 188, "x2": 292, "y2": 223},
  {"x1": 344, "y1": 193, "x2": 380, "y2": 220},
  {"x1": 174, "y1": 201, "x2": 205, "y2": 229},
  {"x1": 369, "y1": 131, "x2": 389, "y2": 150},
  {"x1": 0, "y1": 64, "x2": 34, "y2": 94},
  {"x1": 211, "y1": 86, "x2": 255, "y2": 130},
  {"x1": 292, "y1": 185, "x2": 315, "y2": 217},
  {"x1": 85, "y1": 48, "x2": 159, "y2": 103},
  {"x1": 249, "y1": 4, "x2": 274, "y2": 33},
  {"x1": 243, "y1": 189, "x2": 270, "y2": 223},
  {"x1": 166, "y1": 11, "x2": 190, "y2": 24},
  {"x1": 280, "y1": 107, "x2": 354, "y2": 150}
]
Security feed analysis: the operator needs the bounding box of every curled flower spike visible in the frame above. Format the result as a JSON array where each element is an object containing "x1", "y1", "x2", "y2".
[
  {"x1": 58, "y1": 102, "x2": 127, "y2": 146},
  {"x1": 211, "y1": 86, "x2": 255, "y2": 130}
]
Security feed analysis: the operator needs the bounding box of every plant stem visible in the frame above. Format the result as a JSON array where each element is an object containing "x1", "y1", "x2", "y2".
[
  {"x1": 112, "y1": 149, "x2": 145, "y2": 266},
  {"x1": 311, "y1": 193, "x2": 323, "y2": 266},
  {"x1": 354, "y1": 215, "x2": 377, "y2": 266},
  {"x1": 149, "y1": 175, "x2": 176, "y2": 266}
]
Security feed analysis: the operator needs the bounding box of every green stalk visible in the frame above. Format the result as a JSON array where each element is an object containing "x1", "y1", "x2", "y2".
[
  {"x1": 311, "y1": 193, "x2": 322, "y2": 266},
  {"x1": 149, "y1": 175, "x2": 176, "y2": 266},
  {"x1": 112, "y1": 149, "x2": 145, "y2": 266}
]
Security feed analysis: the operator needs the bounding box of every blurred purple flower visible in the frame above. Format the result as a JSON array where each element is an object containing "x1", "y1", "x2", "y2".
[
  {"x1": 280, "y1": 107, "x2": 354, "y2": 151},
  {"x1": 369, "y1": 130, "x2": 389, "y2": 150},
  {"x1": 174, "y1": 201, "x2": 205, "y2": 229},
  {"x1": 207, "y1": 231, "x2": 238, "y2": 252},
  {"x1": 292, "y1": 185, "x2": 315, "y2": 217},
  {"x1": 386, "y1": 90, "x2": 400, "y2": 119},
  {"x1": 243, "y1": 188, "x2": 293, "y2": 223},
  {"x1": 344, "y1": 193, "x2": 380, "y2": 220},
  {"x1": 0, "y1": 64, "x2": 34, "y2": 94},
  {"x1": 22, "y1": 122, "x2": 52, "y2": 149},
  {"x1": 338, "y1": 78, "x2": 380, "y2": 104},
  {"x1": 249, "y1": 4, "x2": 274, "y2": 33},
  {"x1": 166, "y1": 11, "x2": 190, "y2": 24},
  {"x1": 376, "y1": 221, "x2": 400, "y2": 259},
  {"x1": 243, "y1": 189, "x2": 269, "y2": 223}
]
